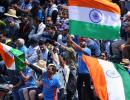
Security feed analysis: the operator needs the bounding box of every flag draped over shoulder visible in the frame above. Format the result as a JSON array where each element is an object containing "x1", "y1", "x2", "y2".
[
  {"x1": 68, "y1": 0, "x2": 121, "y2": 40},
  {"x1": 82, "y1": 55, "x2": 130, "y2": 100},
  {"x1": 0, "y1": 43, "x2": 25, "y2": 71}
]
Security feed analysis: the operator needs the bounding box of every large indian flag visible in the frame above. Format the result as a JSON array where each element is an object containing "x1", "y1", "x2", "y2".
[
  {"x1": 0, "y1": 43, "x2": 25, "y2": 71},
  {"x1": 68, "y1": 0, "x2": 121, "y2": 40},
  {"x1": 82, "y1": 55, "x2": 130, "y2": 100}
]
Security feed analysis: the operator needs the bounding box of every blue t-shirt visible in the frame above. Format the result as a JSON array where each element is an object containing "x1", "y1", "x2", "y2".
[
  {"x1": 20, "y1": 2, "x2": 32, "y2": 10},
  {"x1": 77, "y1": 47, "x2": 91, "y2": 74},
  {"x1": 18, "y1": 45, "x2": 28, "y2": 54},
  {"x1": 42, "y1": 73, "x2": 60, "y2": 100},
  {"x1": 22, "y1": 67, "x2": 36, "y2": 87},
  {"x1": 87, "y1": 39, "x2": 101, "y2": 57},
  {"x1": 37, "y1": 9, "x2": 44, "y2": 21}
]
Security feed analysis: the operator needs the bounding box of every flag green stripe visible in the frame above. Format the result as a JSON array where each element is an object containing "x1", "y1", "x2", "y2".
[
  {"x1": 69, "y1": 20, "x2": 120, "y2": 40},
  {"x1": 114, "y1": 63, "x2": 130, "y2": 100},
  {"x1": 10, "y1": 48, "x2": 25, "y2": 72}
]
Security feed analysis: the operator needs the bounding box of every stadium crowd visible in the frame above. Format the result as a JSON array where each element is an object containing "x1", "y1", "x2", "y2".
[{"x1": 0, "y1": 0, "x2": 130, "y2": 100}]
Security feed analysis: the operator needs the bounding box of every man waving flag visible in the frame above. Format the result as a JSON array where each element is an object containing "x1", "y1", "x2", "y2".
[{"x1": 68, "y1": 0, "x2": 121, "y2": 40}]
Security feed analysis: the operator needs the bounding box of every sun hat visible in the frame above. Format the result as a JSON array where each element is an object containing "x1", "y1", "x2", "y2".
[
  {"x1": 33, "y1": 60, "x2": 47, "y2": 72},
  {"x1": 37, "y1": 60, "x2": 46, "y2": 68},
  {"x1": 4, "y1": 9, "x2": 18, "y2": 18},
  {"x1": 48, "y1": 63, "x2": 57, "y2": 70},
  {"x1": 34, "y1": 60, "x2": 46, "y2": 68},
  {"x1": 48, "y1": 63, "x2": 56, "y2": 68}
]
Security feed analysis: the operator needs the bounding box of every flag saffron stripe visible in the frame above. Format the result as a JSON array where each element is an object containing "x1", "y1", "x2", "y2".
[
  {"x1": 82, "y1": 55, "x2": 108, "y2": 100},
  {"x1": 68, "y1": 0, "x2": 120, "y2": 14}
]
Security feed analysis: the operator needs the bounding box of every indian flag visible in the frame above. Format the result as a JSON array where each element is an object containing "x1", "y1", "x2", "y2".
[
  {"x1": 82, "y1": 55, "x2": 130, "y2": 100},
  {"x1": 0, "y1": 43, "x2": 25, "y2": 71},
  {"x1": 68, "y1": 0, "x2": 121, "y2": 40}
]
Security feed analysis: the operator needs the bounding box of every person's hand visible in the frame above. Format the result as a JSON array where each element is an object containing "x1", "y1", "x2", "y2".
[
  {"x1": 67, "y1": 34, "x2": 72, "y2": 42},
  {"x1": 8, "y1": 84, "x2": 14, "y2": 91},
  {"x1": 19, "y1": 71, "x2": 23, "y2": 75},
  {"x1": 50, "y1": 45, "x2": 54, "y2": 51},
  {"x1": 23, "y1": 61, "x2": 29, "y2": 66},
  {"x1": 60, "y1": 5, "x2": 68, "y2": 10},
  {"x1": 13, "y1": 4, "x2": 19, "y2": 10},
  {"x1": 54, "y1": 41, "x2": 60, "y2": 46},
  {"x1": 120, "y1": 44, "x2": 126, "y2": 51}
]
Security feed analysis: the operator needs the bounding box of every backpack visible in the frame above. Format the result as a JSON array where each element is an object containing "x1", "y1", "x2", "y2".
[{"x1": 66, "y1": 67, "x2": 77, "y2": 95}]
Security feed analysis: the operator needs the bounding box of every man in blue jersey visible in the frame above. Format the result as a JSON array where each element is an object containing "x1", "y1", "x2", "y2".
[
  {"x1": 36, "y1": 64, "x2": 60, "y2": 100},
  {"x1": 68, "y1": 36, "x2": 95, "y2": 100}
]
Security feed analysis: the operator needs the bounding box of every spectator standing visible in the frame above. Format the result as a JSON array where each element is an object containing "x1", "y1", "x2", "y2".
[
  {"x1": 68, "y1": 36, "x2": 95, "y2": 100},
  {"x1": 57, "y1": 55, "x2": 70, "y2": 100},
  {"x1": 36, "y1": 64, "x2": 60, "y2": 100},
  {"x1": 45, "y1": 0, "x2": 58, "y2": 24},
  {"x1": 56, "y1": 38, "x2": 76, "y2": 68}
]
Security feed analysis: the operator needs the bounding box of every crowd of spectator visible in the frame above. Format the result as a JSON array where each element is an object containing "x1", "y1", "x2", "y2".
[{"x1": 0, "y1": 0, "x2": 130, "y2": 100}]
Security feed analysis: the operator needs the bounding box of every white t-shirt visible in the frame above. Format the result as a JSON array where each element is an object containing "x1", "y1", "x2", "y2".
[{"x1": 57, "y1": 65, "x2": 70, "y2": 90}]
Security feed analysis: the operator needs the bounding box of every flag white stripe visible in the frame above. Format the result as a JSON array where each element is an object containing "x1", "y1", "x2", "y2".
[
  {"x1": 98, "y1": 59, "x2": 125, "y2": 100},
  {"x1": 1, "y1": 43, "x2": 11, "y2": 52},
  {"x1": 69, "y1": 6, "x2": 121, "y2": 27},
  {"x1": 7, "y1": 62, "x2": 16, "y2": 70}
]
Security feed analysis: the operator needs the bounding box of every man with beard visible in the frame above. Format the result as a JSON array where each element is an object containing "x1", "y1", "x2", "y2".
[
  {"x1": 68, "y1": 36, "x2": 96, "y2": 100},
  {"x1": 38, "y1": 41, "x2": 49, "y2": 63}
]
